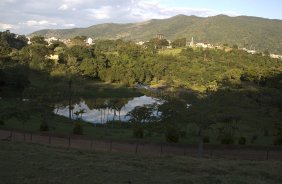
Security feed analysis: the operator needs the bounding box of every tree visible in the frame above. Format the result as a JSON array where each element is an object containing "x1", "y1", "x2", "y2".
[
  {"x1": 0, "y1": 30, "x2": 27, "y2": 50},
  {"x1": 73, "y1": 122, "x2": 83, "y2": 135},
  {"x1": 10, "y1": 105, "x2": 31, "y2": 141},
  {"x1": 127, "y1": 105, "x2": 155, "y2": 138},
  {"x1": 79, "y1": 58, "x2": 99, "y2": 78},
  {"x1": 117, "y1": 42, "x2": 143, "y2": 59},
  {"x1": 147, "y1": 38, "x2": 169, "y2": 50},
  {"x1": 263, "y1": 50, "x2": 270, "y2": 57},
  {"x1": 74, "y1": 109, "x2": 86, "y2": 120},
  {"x1": 0, "y1": 68, "x2": 30, "y2": 98},
  {"x1": 127, "y1": 106, "x2": 154, "y2": 124},
  {"x1": 49, "y1": 40, "x2": 66, "y2": 51},
  {"x1": 69, "y1": 36, "x2": 87, "y2": 46},
  {"x1": 66, "y1": 45, "x2": 93, "y2": 64},
  {"x1": 171, "y1": 38, "x2": 186, "y2": 48},
  {"x1": 232, "y1": 44, "x2": 239, "y2": 50},
  {"x1": 30, "y1": 36, "x2": 47, "y2": 45},
  {"x1": 187, "y1": 96, "x2": 217, "y2": 156},
  {"x1": 0, "y1": 42, "x2": 11, "y2": 56}
]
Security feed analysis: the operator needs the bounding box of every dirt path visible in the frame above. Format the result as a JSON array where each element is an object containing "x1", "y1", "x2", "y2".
[{"x1": 1, "y1": 129, "x2": 282, "y2": 160}]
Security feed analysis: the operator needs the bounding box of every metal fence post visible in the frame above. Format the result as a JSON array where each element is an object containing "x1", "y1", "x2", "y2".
[
  {"x1": 49, "y1": 134, "x2": 51, "y2": 144},
  {"x1": 135, "y1": 143, "x2": 139, "y2": 154},
  {"x1": 109, "y1": 140, "x2": 112, "y2": 152},
  {"x1": 10, "y1": 130, "x2": 13, "y2": 141},
  {"x1": 90, "y1": 139, "x2": 93, "y2": 150},
  {"x1": 210, "y1": 148, "x2": 213, "y2": 158},
  {"x1": 68, "y1": 136, "x2": 71, "y2": 148}
]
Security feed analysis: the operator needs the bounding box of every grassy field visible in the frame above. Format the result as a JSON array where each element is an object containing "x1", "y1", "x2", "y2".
[
  {"x1": 0, "y1": 94, "x2": 278, "y2": 146},
  {"x1": 0, "y1": 141, "x2": 282, "y2": 184},
  {"x1": 0, "y1": 97, "x2": 276, "y2": 146},
  {"x1": 158, "y1": 48, "x2": 183, "y2": 56}
]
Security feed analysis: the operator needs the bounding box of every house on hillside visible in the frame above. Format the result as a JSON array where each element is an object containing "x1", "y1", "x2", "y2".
[
  {"x1": 195, "y1": 42, "x2": 213, "y2": 49},
  {"x1": 45, "y1": 37, "x2": 58, "y2": 45},
  {"x1": 136, "y1": 41, "x2": 145, "y2": 45},
  {"x1": 86, "y1": 37, "x2": 94, "y2": 45},
  {"x1": 156, "y1": 33, "x2": 164, "y2": 40},
  {"x1": 167, "y1": 40, "x2": 172, "y2": 49},
  {"x1": 270, "y1": 54, "x2": 282, "y2": 59},
  {"x1": 60, "y1": 39, "x2": 71, "y2": 45}
]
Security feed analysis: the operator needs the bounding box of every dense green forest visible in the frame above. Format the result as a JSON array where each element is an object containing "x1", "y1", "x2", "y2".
[
  {"x1": 31, "y1": 14, "x2": 282, "y2": 54},
  {"x1": 1, "y1": 30, "x2": 282, "y2": 145}
]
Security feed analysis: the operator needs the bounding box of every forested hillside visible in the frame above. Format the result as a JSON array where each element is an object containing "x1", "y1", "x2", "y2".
[{"x1": 30, "y1": 14, "x2": 282, "y2": 54}]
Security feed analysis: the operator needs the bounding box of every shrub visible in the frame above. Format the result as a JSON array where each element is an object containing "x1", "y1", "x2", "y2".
[
  {"x1": 179, "y1": 130, "x2": 187, "y2": 138},
  {"x1": 220, "y1": 134, "x2": 234, "y2": 144},
  {"x1": 274, "y1": 136, "x2": 282, "y2": 146},
  {"x1": 145, "y1": 130, "x2": 153, "y2": 137},
  {"x1": 203, "y1": 136, "x2": 210, "y2": 143},
  {"x1": 251, "y1": 134, "x2": 258, "y2": 144},
  {"x1": 238, "y1": 137, "x2": 246, "y2": 145},
  {"x1": 39, "y1": 120, "x2": 49, "y2": 131},
  {"x1": 263, "y1": 128, "x2": 269, "y2": 137},
  {"x1": 133, "y1": 127, "x2": 144, "y2": 138},
  {"x1": 165, "y1": 127, "x2": 179, "y2": 143},
  {"x1": 274, "y1": 123, "x2": 282, "y2": 145},
  {"x1": 0, "y1": 120, "x2": 4, "y2": 125},
  {"x1": 73, "y1": 122, "x2": 83, "y2": 135}
]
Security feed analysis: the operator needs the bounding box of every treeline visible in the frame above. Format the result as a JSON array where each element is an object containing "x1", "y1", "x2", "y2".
[{"x1": 1, "y1": 30, "x2": 282, "y2": 93}]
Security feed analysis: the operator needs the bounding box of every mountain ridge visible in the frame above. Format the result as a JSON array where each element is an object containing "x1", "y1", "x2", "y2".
[{"x1": 30, "y1": 14, "x2": 282, "y2": 54}]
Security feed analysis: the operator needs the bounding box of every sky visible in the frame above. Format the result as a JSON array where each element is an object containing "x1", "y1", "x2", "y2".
[{"x1": 0, "y1": 0, "x2": 281, "y2": 35}]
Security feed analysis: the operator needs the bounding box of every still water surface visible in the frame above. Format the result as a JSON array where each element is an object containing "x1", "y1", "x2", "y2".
[{"x1": 54, "y1": 95, "x2": 160, "y2": 124}]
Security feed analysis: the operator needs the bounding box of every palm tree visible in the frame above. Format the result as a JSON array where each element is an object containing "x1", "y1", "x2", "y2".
[
  {"x1": 78, "y1": 109, "x2": 86, "y2": 120},
  {"x1": 74, "y1": 111, "x2": 80, "y2": 120}
]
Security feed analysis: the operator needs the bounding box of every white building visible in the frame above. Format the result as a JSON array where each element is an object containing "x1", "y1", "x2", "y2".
[
  {"x1": 270, "y1": 54, "x2": 282, "y2": 59},
  {"x1": 86, "y1": 37, "x2": 94, "y2": 45},
  {"x1": 45, "y1": 37, "x2": 58, "y2": 45},
  {"x1": 196, "y1": 43, "x2": 213, "y2": 48},
  {"x1": 136, "y1": 41, "x2": 145, "y2": 45}
]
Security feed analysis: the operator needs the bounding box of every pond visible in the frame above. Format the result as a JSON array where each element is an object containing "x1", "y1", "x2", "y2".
[{"x1": 54, "y1": 95, "x2": 161, "y2": 124}]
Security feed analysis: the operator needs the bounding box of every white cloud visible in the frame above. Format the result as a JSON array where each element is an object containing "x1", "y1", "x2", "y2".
[
  {"x1": 58, "y1": 4, "x2": 69, "y2": 10},
  {"x1": 64, "y1": 23, "x2": 76, "y2": 27},
  {"x1": 0, "y1": 23, "x2": 13, "y2": 29},
  {"x1": 0, "y1": 0, "x2": 15, "y2": 4},
  {"x1": 87, "y1": 6, "x2": 111, "y2": 20},
  {"x1": 21, "y1": 20, "x2": 57, "y2": 27}
]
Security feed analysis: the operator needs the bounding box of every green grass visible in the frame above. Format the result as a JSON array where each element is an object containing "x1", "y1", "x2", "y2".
[
  {"x1": 0, "y1": 106, "x2": 276, "y2": 146},
  {"x1": 0, "y1": 141, "x2": 282, "y2": 184}
]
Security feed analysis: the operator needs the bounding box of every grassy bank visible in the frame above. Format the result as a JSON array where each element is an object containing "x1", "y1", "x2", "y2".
[
  {"x1": 0, "y1": 97, "x2": 277, "y2": 146},
  {"x1": 0, "y1": 141, "x2": 282, "y2": 184}
]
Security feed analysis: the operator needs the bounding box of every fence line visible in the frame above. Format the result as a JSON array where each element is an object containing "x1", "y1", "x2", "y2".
[{"x1": 0, "y1": 129, "x2": 282, "y2": 160}]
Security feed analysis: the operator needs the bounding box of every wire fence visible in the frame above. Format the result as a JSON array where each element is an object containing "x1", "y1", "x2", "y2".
[{"x1": 1, "y1": 129, "x2": 282, "y2": 160}]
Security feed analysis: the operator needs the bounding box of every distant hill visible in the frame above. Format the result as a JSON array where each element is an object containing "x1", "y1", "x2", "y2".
[{"x1": 30, "y1": 14, "x2": 282, "y2": 54}]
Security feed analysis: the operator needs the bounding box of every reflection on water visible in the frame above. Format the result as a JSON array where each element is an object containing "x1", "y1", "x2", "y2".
[{"x1": 54, "y1": 95, "x2": 161, "y2": 124}]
